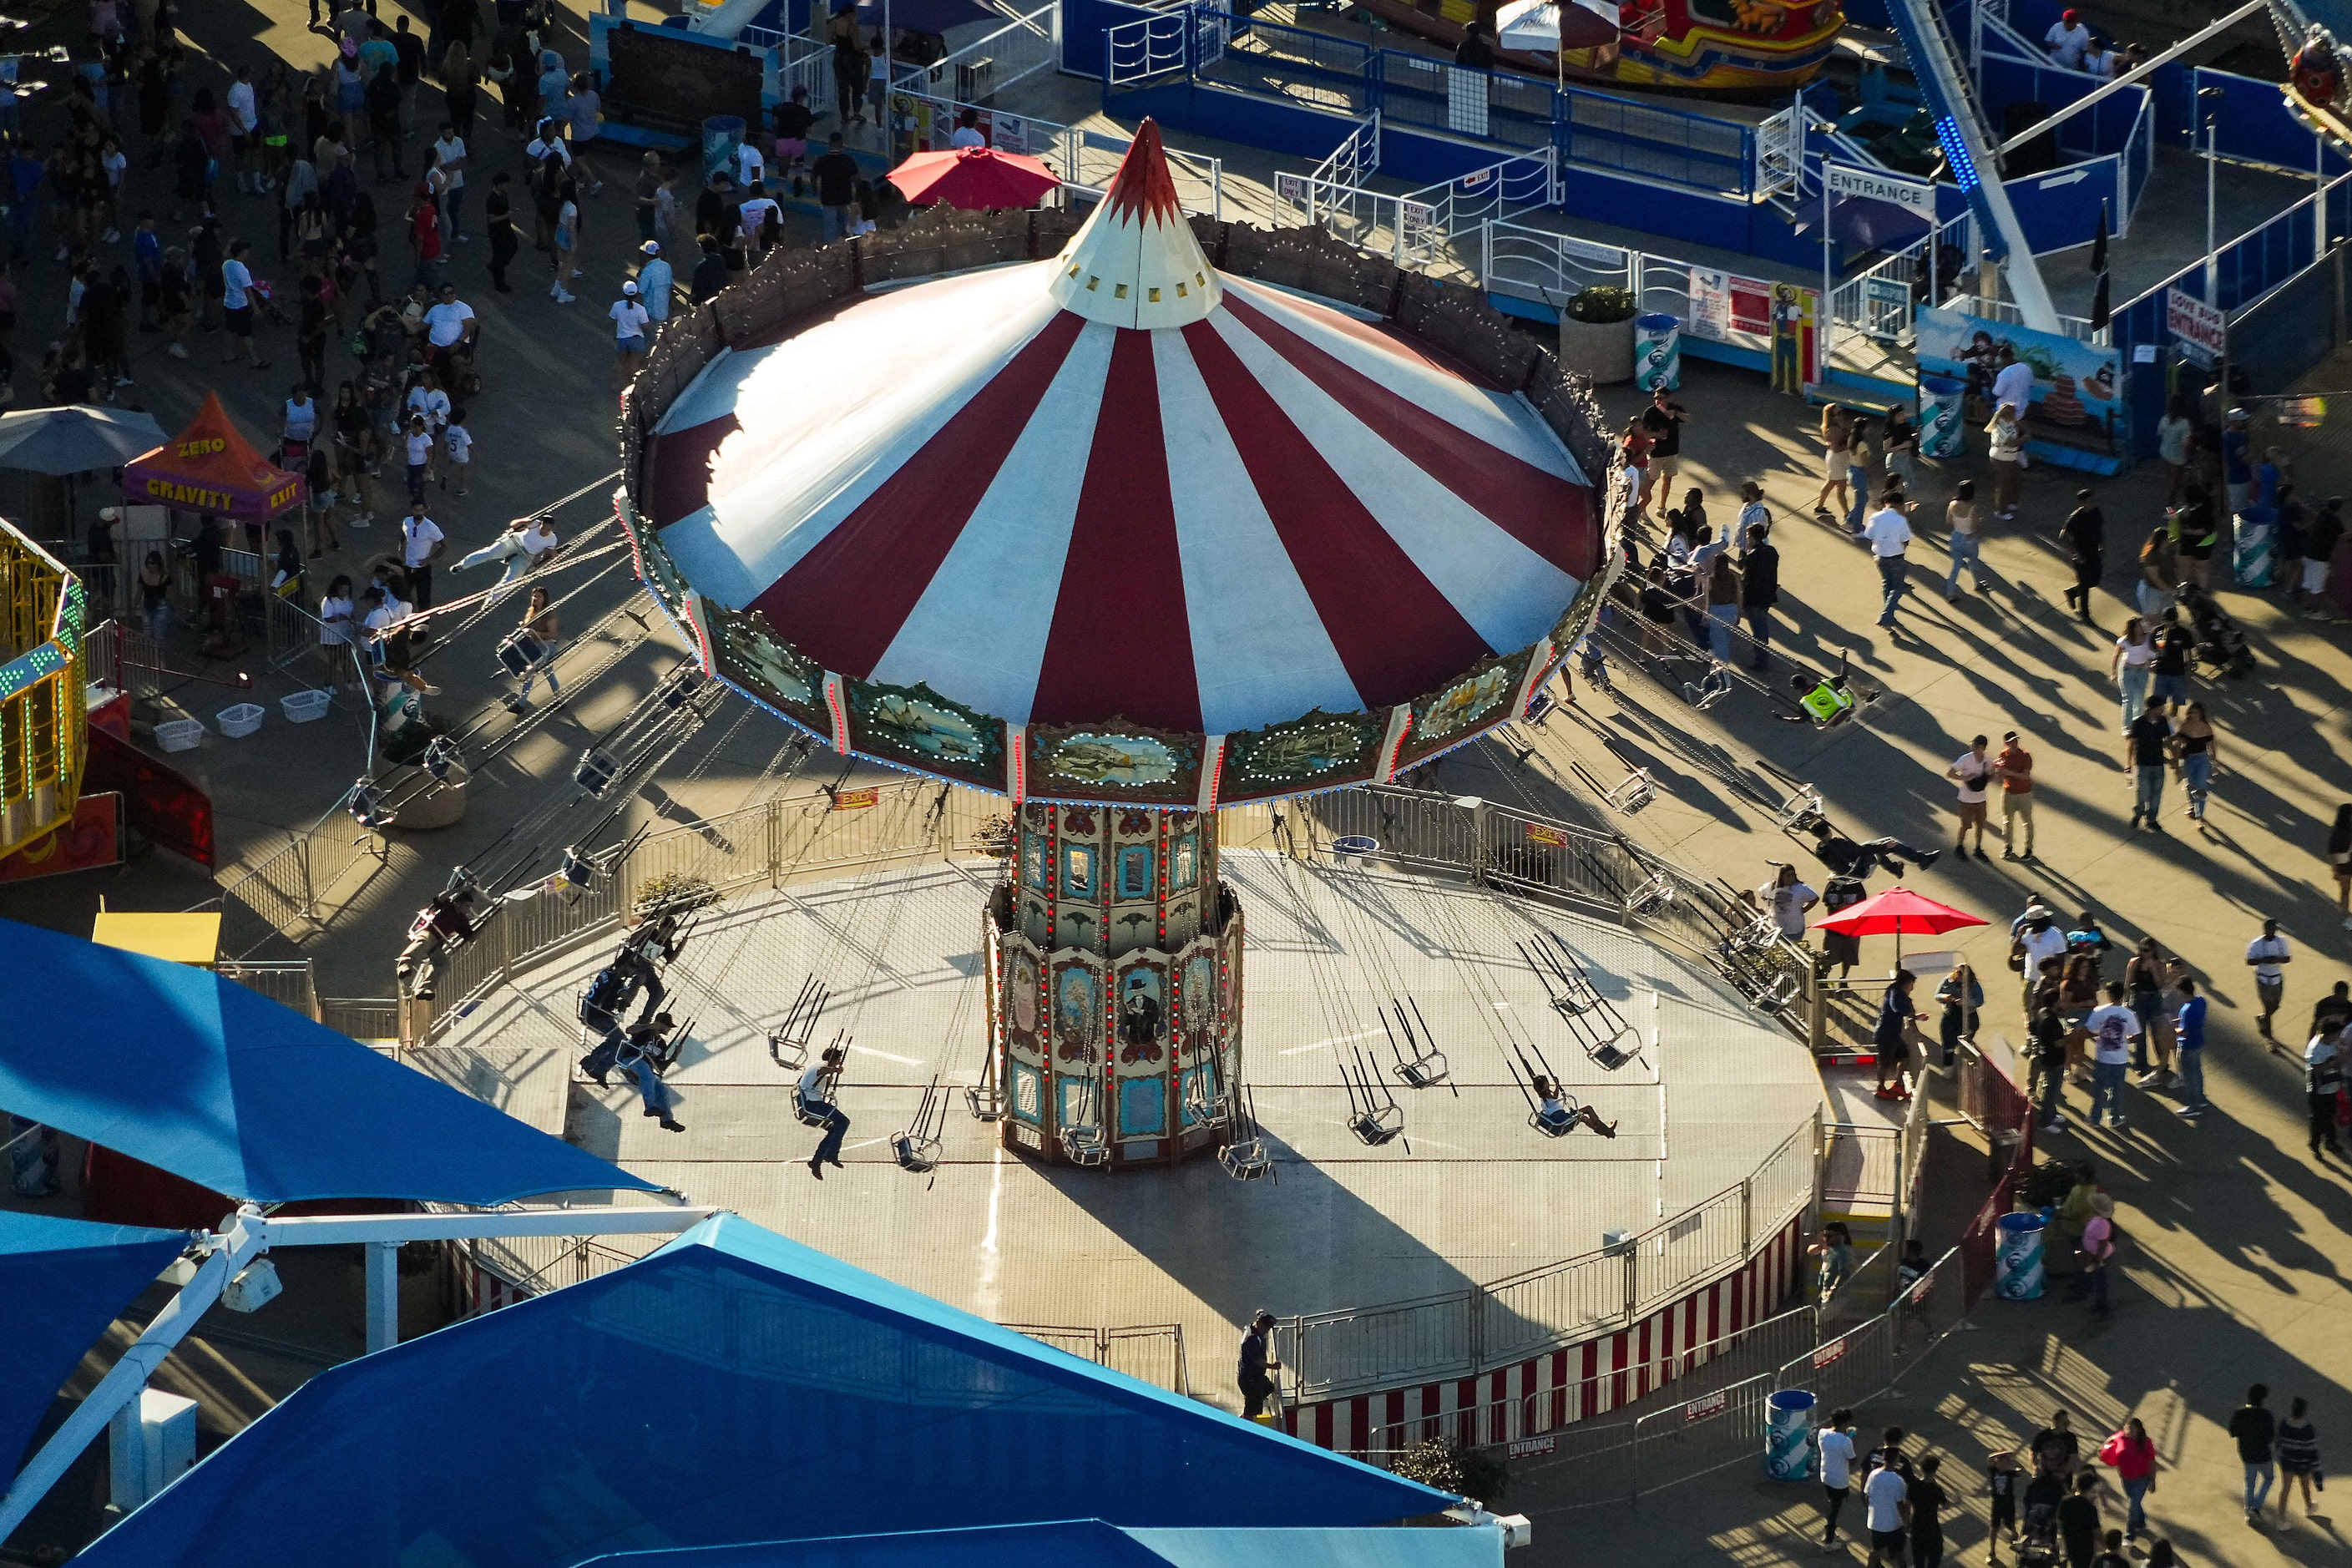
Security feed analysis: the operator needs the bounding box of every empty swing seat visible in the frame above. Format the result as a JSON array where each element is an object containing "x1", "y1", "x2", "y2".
[
  {"x1": 1586, "y1": 1027, "x2": 1640, "y2": 1071},
  {"x1": 1220, "y1": 1136, "x2": 1274, "y2": 1181},
  {"x1": 892, "y1": 1130, "x2": 941, "y2": 1172},
  {"x1": 1060, "y1": 1125, "x2": 1109, "y2": 1167},
  {"x1": 964, "y1": 1083, "x2": 1004, "y2": 1122},
  {"x1": 1348, "y1": 1105, "x2": 1404, "y2": 1146},
  {"x1": 1393, "y1": 1049, "x2": 1449, "y2": 1090},
  {"x1": 1606, "y1": 770, "x2": 1657, "y2": 814}
]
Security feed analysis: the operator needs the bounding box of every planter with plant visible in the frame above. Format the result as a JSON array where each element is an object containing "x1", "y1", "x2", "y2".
[{"x1": 1556, "y1": 286, "x2": 1639, "y2": 385}]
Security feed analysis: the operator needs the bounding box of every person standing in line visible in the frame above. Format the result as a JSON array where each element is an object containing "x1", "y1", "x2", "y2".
[
  {"x1": 2221, "y1": 407, "x2": 2255, "y2": 513},
  {"x1": 1864, "y1": 1444, "x2": 1912, "y2": 1568},
  {"x1": 2015, "y1": 905, "x2": 2068, "y2": 1013},
  {"x1": 1874, "y1": 969, "x2": 1923, "y2": 1101},
  {"x1": 2082, "y1": 984, "x2": 2136, "y2": 1130},
  {"x1": 1864, "y1": 488, "x2": 1915, "y2": 630},
  {"x1": 1819, "y1": 1409, "x2": 1860, "y2": 1549},
  {"x1": 2123, "y1": 696, "x2": 2172, "y2": 832},
  {"x1": 2028, "y1": 991, "x2": 2070, "y2": 1130},
  {"x1": 429, "y1": 119, "x2": 467, "y2": 240},
  {"x1": 812, "y1": 132, "x2": 859, "y2": 245},
  {"x1": 1946, "y1": 735, "x2": 1994, "y2": 859},
  {"x1": 2097, "y1": 1418, "x2": 2157, "y2": 1545},
  {"x1": 2296, "y1": 494, "x2": 2343, "y2": 615},
  {"x1": 401, "y1": 498, "x2": 445, "y2": 612},
  {"x1": 483, "y1": 170, "x2": 516, "y2": 293},
  {"x1": 635, "y1": 239, "x2": 672, "y2": 335},
  {"x1": 2061, "y1": 489, "x2": 2105, "y2": 622},
  {"x1": 220, "y1": 239, "x2": 268, "y2": 367},
  {"x1": 1945, "y1": 478, "x2": 1992, "y2": 597},
  {"x1": 1908, "y1": 1454, "x2": 1947, "y2": 1568},
  {"x1": 2329, "y1": 804, "x2": 2352, "y2": 929},
  {"x1": 2274, "y1": 1399, "x2": 2322, "y2": 1521},
  {"x1": 1740, "y1": 521, "x2": 1778, "y2": 672},
  {"x1": 1992, "y1": 343, "x2": 2036, "y2": 415},
  {"x1": 799, "y1": 1044, "x2": 849, "y2": 1178},
  {"x1": 2110, "y1": 616, "x2": 2153, "y2": 731},
  {"x1": 1995, "y1": 730, "x2": 2036, "y2": 862},
  {"x1": 2155, "y1": 397, "x2": 2193, "y2": 503},
  {"x1": 2309, "y1": 979, "x2": 2351, "y2": 1042},
  {"x1": 2304, "y1": 1024, "x2": 2345, "y2": 1161},
  {"x1": 2172, "y1": 975, "x2": 2208, "y2": 1116},
  {"x1": 2245, "y1": 918, "x2": 2291, "y2": 1043},
  {"x1": 1737, "y1": 479, "x2": 1771, "y2": 549},
  {"x1": 1844, "y1": 419, "x2": 1876, "y2": 535},
  {"x1": 1237, "y1": 1309, "x2": 1282, "y2": 1420},
  {"x1": 2064, "y1": 1191, "x2": 2117, "y2": 1314},
  {"x1": 1763, "y1": 861, "x2": 1818, "y2": 943},
  {"x1": 2231, "y1": 1384, "x2": 2278, "y2": 1524},
  {"x1": 2125, "y1": 938, "x2": 2173, "y2": 1086},
  {"x1": 609, "y1": 278, "x2": 649, "y2": 387},
  {"x1": 1934, "y1": 961, "x2": 1981, "y2": 1069},
  {"x1": 1641, "y1": 382, "x2": 1687, "y2": 505}
]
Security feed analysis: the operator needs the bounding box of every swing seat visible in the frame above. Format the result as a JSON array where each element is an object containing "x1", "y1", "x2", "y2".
[
  {"x1": 1348, "y1": 1105, "x2": 1404, "y2": 1147},
  {"x1": 1731, "y1": 914, "x2": 1783, "y2": 954},
  {"x1": 1755, "y1": 972, "x2": 1803, "y2": 1014},
  {"x1": 1529, "y1": 1100, "x2": 1580, "y2": 1139},
  {"x1": 1546, "y1": 989, "x2": 1599, "y2": 1019},
  {"x1": 1773, "y1": 787, "x2": 1824, "y2": 831},
  {"x1": 891, "y1": 1130, "x2": 941, "y2": 1173},
  {"x1": 1586, "y1": 1025, "x2": 1640, "y2": 1072},
  {"x1": 768, "y1": 1028, "x2": 809, "y2": 1072},
  {"x1": 1682, "y1": 678, "x2": 1731, "y2": 711},
  {"x1": 1605, "y1": 769, "x2": 1657, "y2": 814},
  {"x1": 792, "y1": 1090, "x2": 836, "y2": 1129},
  {"x1": 964, "y1": 1083, "x2": 1004, "y2": 1122},
  {"x1": 1220, "y1": 1136, "x2": 1274, "y2": 1181},
  {"x1": 1060, "y1": 1125, "x2": 1110, "y2": 1167},
  {"x1": 1393, "y1": 1049, "x2": 1449, "y2": 1090},
  {"x1": 1625, "y1": 873, "x2": 1677, "y2": 917}
]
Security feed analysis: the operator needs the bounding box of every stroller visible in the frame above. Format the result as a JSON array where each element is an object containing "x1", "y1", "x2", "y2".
[
  {"x1": 2016, "y1": 1475, "x2": 2065, "y2": 1568},
  {"x1": 2177, "y1": 582, "x2": 2255, "y2": 678}
]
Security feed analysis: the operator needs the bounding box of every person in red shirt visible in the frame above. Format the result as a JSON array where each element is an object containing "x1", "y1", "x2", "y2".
[
  {"x1": 1621, "y1": 417, "x2": 1655, "y2": 517},
  {"x1": 407, "y1": 182, "x2": 444, "y2": 291}
]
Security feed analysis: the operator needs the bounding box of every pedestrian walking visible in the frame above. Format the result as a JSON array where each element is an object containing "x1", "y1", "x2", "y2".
[
  {"x1": 2171, "y1": 701, "x2": 2217, "y2": 824},
  {"x1": 1934, "y1": 961, "x2": 1981, "y2": 1068},
  {"x1": 2230, "y1": 1384, "x2": 2278, "y2": 1524},
  {"x1": 1909, "y1": 1454, "x2": 1947, "y2": 1568},
  {"x1": 2173, "y1": 976, "x2": 2208, "y2": 1116},
  {"x1": 1844, "y1": 419, "x2": 1875, "y2": 534},
  {"x1": 1987, "y1": 404, "x2": 2024, "y2": 518},
  {"x1": 1641, "y1": 381, "x2": 1687, "y2": 500},
  {"x1": 1818, "y1": 1406, "x2": 1860, "y2": 1547},
  {"x1": 2304, "y1": 1024, "x2": 2345, "y2": 1161},
  {"x1": 1874, "y1": 969, "x2": 1923, "y2": 1100},
  {"x1": 2246, "y1": 918, "x2": 2291, "y2": 1041},
  {"x1": 2096, "y1": 1418, "x2": 2157, "y2": 1544},
  {"x1": 2056, "y1": 1471, "x2": 2101, "y2": 1568},
  {"x1": 2137, "y1": 524, "x2": 2180, "y2": 618},
  {"x1": 610, "y1": 278, "x2": 649, "y2": 386},
  {"x1": 1238, "y1": 1308, "x2": 1282, "y2": 1420},
  {"x1": 1946, "y1": 735, "x2": 1994, "y2": 857},
  {"x1": 1864, "y1": 488, "x2": 1914, "y2": 629},
  {"x1": 2124, "y1": 696, "x2": 2172, "y2": 832},
  {"x1": 1814, "y1": 403, "x2": 1853, "y2": 521},
  {"x1": 2110, "y1": 616, "x2": 2152, "y2": 730},
  {"x1": 1944, "y1": 478, "x2": 1992, "y2": 596},
  {"x1": 1995, "y1": 730, "x2": 2036, "y2": 861},
  {"x1": 2275, "y1": 1399, "x2": 2322, "y2": 1521},
  {"x1": 483, "y1": 170, "x2": 516, "y2": 292},
  {"x1": 2329, "y1": 804, "x2": 2352, "y2": 929},
  {"x1": 2174, "y1": 482, "x2": 2220, "y2": 590},
  {"x1": 1864, "y1": 1444, "x2": 1912, "y2": 1568},
  {"x1": 2061, "y1": 489, "x2": 2104, "y2": 621}
]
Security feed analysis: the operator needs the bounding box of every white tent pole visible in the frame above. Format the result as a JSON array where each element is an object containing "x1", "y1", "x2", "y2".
[
  {"x1": 0, "y1": 1206, "x2": 721, "y2": 1535},
  {"x1": 0, "y1": 1209, "x2": 265, "y2": 1542}
]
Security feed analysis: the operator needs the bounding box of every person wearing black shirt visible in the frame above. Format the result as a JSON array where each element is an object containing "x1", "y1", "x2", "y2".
[
  {"x1": 2173, "y1": 481, "x2": 2218, "y2": 589},
  {"x1": 1452, "y1": 20, "x2": 1495, "y2": 68},
  {"x1": 2310, "y1": 979, "x2": 2352, "y2": 1039},
  {"x1": 483, "y1": 170, "x2": 516, "y2": 291},
  {"x1": 2147, "y1": 608, "x2": 2191, "y2": 706},
  {"x1": 1739, "y1": 524, "x2": 1778, "y2": 670},
  {"x1": 2055, "y1": 1473, "x2": 2101, "y2": 1568},
  {"x1": 1804, "y1": 818, "x2": 1940, "y2": 880},
  {"x1": 2060, "y1": 488, "x2": 2103, "y2": 621},
  {"x1": 2300, "y1": 494, "x2": 2345, "y2": 609},
  {"x1": 1909, "y1": 1454, "x2": 1948, "y2": 1568},
  {"x1": 685, "y1": 235, "x2": 726, "y2": 304},
  {"x1": 2229, "y1": 1383, "x2": 2279, "y2": 1520},
  {"x1": 2029, "y1": 996, "x2": 2069, "y2": 1130},
  {"x1": 391, "y1": 15, "x2": 426, "y2": 136},
  {"x1": 1641, "y1": 382, "x2": 1689, "y2": 498},
  {"x1": 2124, "y1": 697, "x2": 2172, "y2": 832},
  {"x1": 812, "y1": 133, "x2": 860, "y2": 242}
]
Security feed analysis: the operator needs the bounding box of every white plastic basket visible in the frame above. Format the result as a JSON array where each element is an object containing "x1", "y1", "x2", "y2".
[
  {"x1": 154, "y1": 718, "x2": 205, "y2": 753},
  {"x1": 281, "y1": 689, "x2": 332, "y2": 724},
  {"x1": 216, "y1": 702, "x2": 266, "y2": 739}
]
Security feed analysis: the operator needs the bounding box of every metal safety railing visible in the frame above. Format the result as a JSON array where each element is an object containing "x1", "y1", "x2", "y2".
[{"x1": 1277, "y1": 1119, "x2": 1815, "y2": 1402}]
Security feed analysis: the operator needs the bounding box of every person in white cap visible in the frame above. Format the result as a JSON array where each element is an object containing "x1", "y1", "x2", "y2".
[
  {"x1": 635, "y1": 240, "x2": 672, "y2": 331},
  {"x1": 610, "y1": 278, "x2": 650, "y2": 385}
]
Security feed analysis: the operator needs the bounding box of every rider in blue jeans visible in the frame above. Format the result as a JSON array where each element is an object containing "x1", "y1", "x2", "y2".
[{"x1": 801, "y1": 1046, "x2": 849, "y2": 1178}]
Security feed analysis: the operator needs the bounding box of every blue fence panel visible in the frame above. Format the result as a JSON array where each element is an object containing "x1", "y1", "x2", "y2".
[
  {"x1": 1368, "y1": 52, "x2": 1555, "y2": 153},
  {"x1": 1202, "y1": 16, "x2": 1373, "y2": 113},
  {"x1": 1545, "y1": 80, "x2": 1753, "y2": 196},
  {"x1": 2000, "y1": 154, "x2": 2122, "y2": 253},
  {"x1": 1976, "y1": 43, "x2": 2147, "y2": 160},
  {"x1": 1064, "y1": 0, "x2": 1161, "y2": 79},
  {"x1": 2191, "y1": 67, "x2": 2352, "y2": 178}
]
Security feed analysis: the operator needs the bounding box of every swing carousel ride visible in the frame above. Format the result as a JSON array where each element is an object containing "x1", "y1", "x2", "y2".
[{"x1": 618, "y1": 124, "x2": 1607, "y2": 1170}]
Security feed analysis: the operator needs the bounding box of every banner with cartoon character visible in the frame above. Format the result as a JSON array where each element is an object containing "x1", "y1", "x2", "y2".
[{"x1": 1915, "y1": 306, "x2": 2128, "y2": 476}]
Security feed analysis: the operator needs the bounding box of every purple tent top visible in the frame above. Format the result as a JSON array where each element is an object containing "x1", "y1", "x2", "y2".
[{"x1": 1790, "y1": 189, "x2": 1935, "y2": 257}]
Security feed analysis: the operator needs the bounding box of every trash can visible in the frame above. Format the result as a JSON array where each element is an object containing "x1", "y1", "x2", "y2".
[
  {"x1": 702, "y1": 115, "x2": 747, "y2": 184},
  {"x1": 1994, "y1": 1211, "x2": 2046, "y2": 1300},
  {"x1": 1634, "y1": 312, "x2": 1681, "y2": 392},
  {"x1": 1919, "y1": 375, "x2": 1966, "y2": 459},
  {"x1": 2233, "y1": 503, "x2": 2277, "y2": 588},
  {"x1": 1765, "y1": 1388, "x2": 1817, "y2": 1480}
]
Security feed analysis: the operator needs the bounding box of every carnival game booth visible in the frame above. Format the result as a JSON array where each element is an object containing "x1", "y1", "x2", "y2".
[{"x1": 621, "y1": 123, "x2": 1608, "y2": 1170}]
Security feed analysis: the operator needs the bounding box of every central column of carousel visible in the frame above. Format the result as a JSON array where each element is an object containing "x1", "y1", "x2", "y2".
[{"x1": 986, "y1": 802, "x2": 1243, "y2": 1167}]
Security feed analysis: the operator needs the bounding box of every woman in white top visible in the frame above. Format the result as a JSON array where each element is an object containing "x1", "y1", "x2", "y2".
[
  {"x1": 283, "y1": 386, "x2": 318, "y2": 445},
  {"x1": 317, "y1": 573, "x2": 356, "y2": 688},
  {"x1": 2155, "y1": 395, "x2": 2193, "y2": 505},
  {"x1": 1944, "y1": 477, "x2": 1991, "y2": 598},
  {"x1": 1529, "y1": 1073, "x2": 1617, "y2": 1139},
  {"x1": 1985, "y1": 405, "x2": 2025, "y2": 518},
  {"x1": 551, "y1": 179, "x2": 579, "y2": 303},
  {"x1": 2110, "y1": 615, "x2": 2155, "y2": 731}
]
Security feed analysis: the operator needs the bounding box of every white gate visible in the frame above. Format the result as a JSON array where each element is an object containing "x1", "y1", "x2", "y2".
[
  {"x1": 1754, "y1": 106, "x2": 1800, "y2": 200},
  {"x1": 1105, "y1": 8, "x2": 1190, "y2": 85}
]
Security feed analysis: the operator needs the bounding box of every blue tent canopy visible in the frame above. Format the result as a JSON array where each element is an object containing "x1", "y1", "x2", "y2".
[
  {"x1": 578, "y1": 1520, "x2": 1506, "y2": 1568},
  {"x1": 76, "y1": 1216, "x2": 1454, "y2": 1567},
  {"x1": 0, "y1": 1211, "x2": 190, "y2": 1475},
  {"x1": 0, "y1": 918, "x2": 653, "y2": 1205}
]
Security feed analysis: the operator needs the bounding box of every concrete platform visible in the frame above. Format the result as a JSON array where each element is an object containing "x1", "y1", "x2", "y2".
[{"x1": 423, "y1": 849, "x2": 1824, "y2": 1388}]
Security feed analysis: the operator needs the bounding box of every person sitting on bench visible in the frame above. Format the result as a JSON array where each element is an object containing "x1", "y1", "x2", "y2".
[
  {"x1": 1531, "y1": 1073, "x2": 1617, "y2": 1139},
  {"x1": 800, "y1": 1045, "x2": 850, "y2": 1179},
  {"x1": 1805, "y1": 819, "x2": 1942, "y2": 881}
]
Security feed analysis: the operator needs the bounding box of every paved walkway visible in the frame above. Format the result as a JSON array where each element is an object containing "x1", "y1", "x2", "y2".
[{"x1": 1466, "y1": 362, "x2": 2351, "y2": 1568}]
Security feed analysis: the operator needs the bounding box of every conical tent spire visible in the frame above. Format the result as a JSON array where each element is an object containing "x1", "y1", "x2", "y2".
[{"x1": 1047, "y1": 119, "x2": 1222, "y2": 330}]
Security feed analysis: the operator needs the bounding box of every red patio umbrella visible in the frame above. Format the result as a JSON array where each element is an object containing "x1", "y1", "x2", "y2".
[
  {"x1": 1811, "y1": 887, "x2": 1987, "y2": 965},
  {"x1": 884, "y1": 145, "x2": 1061, "y2": 211}
]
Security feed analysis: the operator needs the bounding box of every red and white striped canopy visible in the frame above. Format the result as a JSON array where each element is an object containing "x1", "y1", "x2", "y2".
[{"x1": 646, "y1": 123, "x2": 1598, "y2": 740}]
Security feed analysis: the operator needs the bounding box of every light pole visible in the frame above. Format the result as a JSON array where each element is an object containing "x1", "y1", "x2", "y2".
[
  {"x1": 2200, "y1": 84, "x2": 2226, "y2": 306},
  {"x1": 1813, "y1": 120, "x2": 1839, "y2": 377}
]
